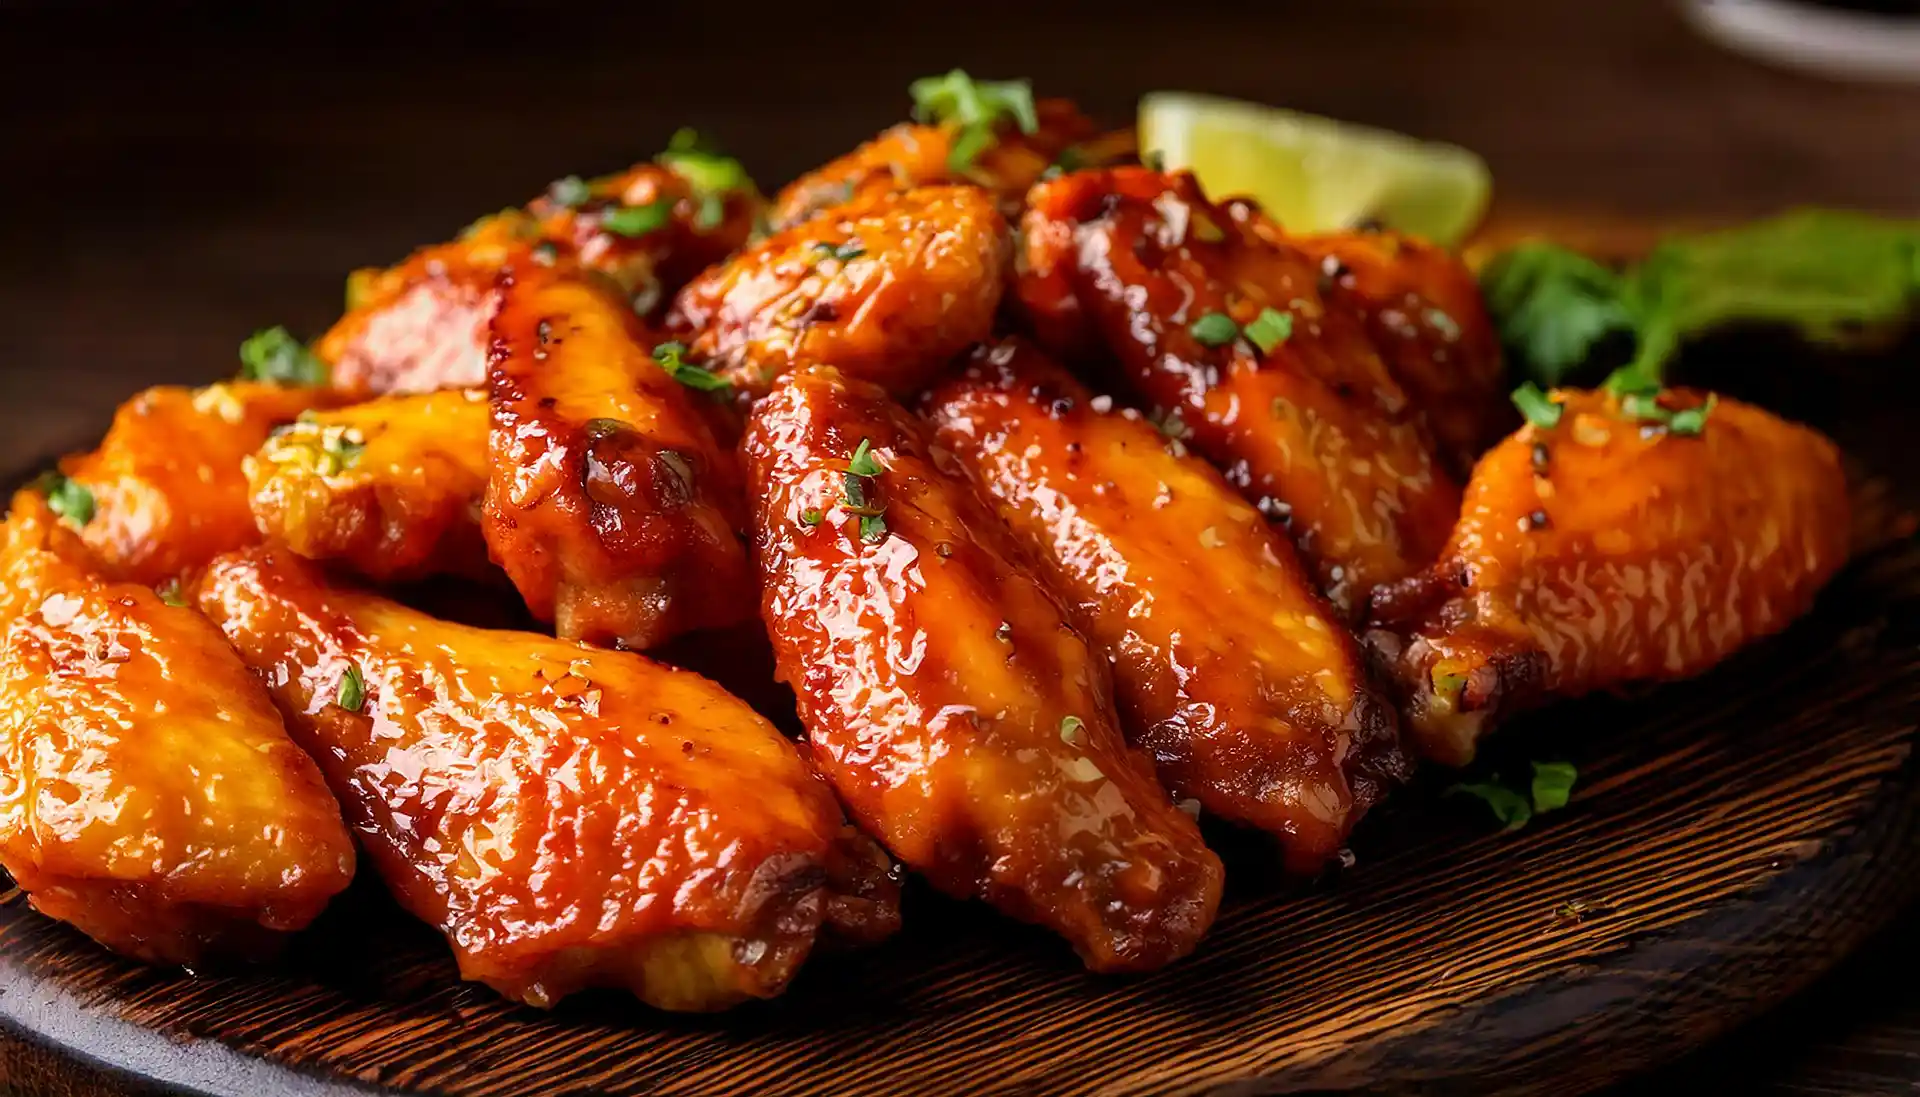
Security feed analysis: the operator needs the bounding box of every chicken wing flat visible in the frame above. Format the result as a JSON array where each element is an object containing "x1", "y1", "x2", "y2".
[
  {"x1": 1017, "y1": 168, "x2": 1460, "y2": 614},
  {"x1": 487, "y1": 264, "x2": 754, "y2": 650},
  {"x1": 672, "y1": 185, "x2": 1008, "y2": 404},
  {"x1": 1366, "y1": 388, "x2": 1851, "y2": 765},
  {"x1": 43, "y1": 381, "x2": 328, "y2": 586},
  {"x1": 195, "y1": 546, "x2": 900, "y2": 1010},
  {"x1": 247, "y1": 389, "x2": 492, "y2": 583},
  {"x1": 924, "y1": 341, "x2": 1409, "y2": 874},
  {"x1": 1290, "y1": 230, "x2": 1509, "y2": 472},
  {"x1": 0, "y1": 494, "x2": 354, "y2": 965},
  {"x1": 745, "y1": 365, "x2": 1222, "y2": 971}
]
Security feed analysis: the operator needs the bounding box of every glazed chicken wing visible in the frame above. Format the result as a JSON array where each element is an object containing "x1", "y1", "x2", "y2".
[
  {"x1": 246, "y1": 389, "x2": 492, "y2": 584},
  {"x1": 195, "y1": 546, "x2": 900, "y2": 1010},
  {"x1": 0, "y1": 494, "x2": 354, "y2": 965},
  {"x1": 672, "y1": 185, "x2": 1009, "y2": 404},
  {"x1": 487, "y1": 265, "x2": 755, "y2": 650},
  {"x1": 924, "y1": 341, "x2": 1410, "y2": 873},
  {"x1": 45, "y1": 381, "x2": 329, "y2": 586},
  {"x1": 1017, "y1": 168, "x2": 1460, "y2": 614},
  {"x1": 745, "y1": 365, "x2": 1222, "y2": 971},
  {"x1": 1366, "y1": 388, "x2": 1851, "y2": 765}
]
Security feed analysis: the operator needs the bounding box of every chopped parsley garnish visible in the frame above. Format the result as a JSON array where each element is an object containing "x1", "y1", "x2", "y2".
[
  {"x1": 1188, "y1": 312, "x2": 1240, "y2": 348},
  {"x1": 907, "y1": 69, "x2": 1039, "y2": 172},
  {"x1": 1244, "y1": 307, "x2": 1294, "y2": 353},
  {"x1": 1605, "y1": 366, "x2": 1716, "y2": 436},
  {"x1": 1447, "y1": 781, "x2": 1533, "y2": 831},
  {"x1": 859, "y1": 514, "x2": 888, "y2": 543},
  {"x1": 657, "y1": 128, "x2": 754, "y2": 232},
  {"x1": 841, "y1": 438, "x2": 888, "y2": 543},
  {"x1": 1668, "y1": 395, "x2": 1717, "y2": 436},
  {"x1": 1058, "y1": 715, "x2": 1084, "y2": 745},
  {"x1": 1511, "y1": 382, "x2": 1564, "y2": 429},
  {"x1": 317, "y1": 427, "x2": 367, "y2": 476},
  {"x1": 336, "y1": 663, "x2": 367, "y2": 713},
  {"x1": 1449, "y1": 761, "x2": 1579, "y2": 832},
  {"x1": 600, "y1": 200, "x2": 674, "y2": 238},
  {"x1": 847, "y1": 439, "x2": 882, "y2": 477},
  {"x1": 814, "y1": 240, "x2": 866, "y2": 263},
  {"x1": 547, "y1": 175, "x2": 593, "y2": 209},
  {"x1": 1530, "y1": 761, "x2": 1579, "y2": 813},
  {"x1": 156, "y1": 579, "x2": 189, "y2": 608},
  {"x1": 35, "y1": 471, "x2": 95, "y2": 526},
  {"x1": 238, "y1": 326, "x2": 329, "y2": 387},
  {"x1": 651, "y1": 342, "x2": 731, "y2": 393},
  {"x1": 801, "y1": 508, "x2": 824, "y2": 527}
]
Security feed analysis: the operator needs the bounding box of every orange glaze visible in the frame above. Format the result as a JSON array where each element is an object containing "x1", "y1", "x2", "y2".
[
  {"x1": 195, "y1": 546, "x2": 901, "y2": 1010},
  {"x1": 486, "y1": 265, "x2": 755, "y2": 651},
  {"x1": 1367, "y1": 388, "x2": 1851, "y2": 765},
  {"x1": 924, "y1": 341, "x2": 1410, "y2": 873},
  {"x1": 0, "y1": 494, "x2": 354, "y2": 965},
  {"x1": 54, "y1": 381, "x2": 331, "y2": 586},
  {"x1": 247, "y1": 389, "x2": 493, "y2": 584},
  {"x1": 745, "y1": 365, "x2": 1222, "y2": 971},
  {"x1": 1016, "y1": 168, "x2": 1460, "y2": 615},
  {"x1": 771, "y1": 99, "x2": 1106, "y2": 228},
  {"x1": 672, "y1": 185, "x2": 1009, "y2": 404}
]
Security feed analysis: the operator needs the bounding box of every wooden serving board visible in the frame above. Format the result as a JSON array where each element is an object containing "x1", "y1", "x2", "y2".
[{"x1": 4, "y1": 351, "x2": 1919, "y2": 1097}]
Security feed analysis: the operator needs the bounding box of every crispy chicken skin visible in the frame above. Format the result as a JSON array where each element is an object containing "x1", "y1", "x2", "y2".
[
  {"x1": 0, "y1": 494, "x2": 355, "y2": 965},
  {"x1": 924, "y1": 342, "x2": 1410, "y2": 873},
  {"x1": 745, "y1": 365, "x2": 1222, "y2": 971},
  {"x1": 195, "y1": 546, "x2": 901, "y2": 1010},
  {"x1": 672, "y1": 185, "x2": 1009, "y2": 404},
  {"x1": 1016, "y1": 168, "x2": 1460, "y2": 614},
  {"x1": 246, "y1": 389, "x2": 492, "y2": 584},
  {"x1": 771, "y1": 99, "x2": 1105, "y2": 228},
  {"x1": 52, "y1": 381, "x2": 329, "y2": 586},
  {"x1": 487, "y1": 265, "x2": 755, "y2": 650},
  {"x1": 1366, "y1": 389, "x2": 1851, "y2": 765},
  {"x1": 1290, "y1": 230, "x2": 1508, "y2": 472}
]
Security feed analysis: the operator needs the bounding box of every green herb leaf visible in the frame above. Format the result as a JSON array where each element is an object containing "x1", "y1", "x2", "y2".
[
  {"x1": 651, "y1": 342, "x2": 732, "y2": 393},
  {"x1": 547, "y1": 175, "x2": 592, "y2": 209},
  {"x1": 847, "y1": 439, "x2": 881, "y2": 477},
  {"x1": 337, "y1": 663, "x2": 367, "y2": 713},
  {"x1": 156, "y1": 579, "x2": 189, "y2": 608},
  {"x1": 657, "y1": 128, "x2": 755, "y2": 231},
  {"x1": 238, "y1": 326, "x2": 329, "y2": 387},
  {"x1": 318, "y1": 428, "x2": 367, "y2": 476},
  {"x1": 1511, "y1": 382, "x2": 1563, "y2": 429},
  {"x1": 813, "y1": 240, "x2": 866, "y2": 263},
  {"x1": 1479, "y1": 244, "x2": 1634, "y2": 388},
  {"x1": 35, "y1": 471, "x2": 95, "y2": 526},
  {"x1": 1059, "y1": 714, "x2": 1084, "y2": 745},
  {"x1": 908, "y1": 69, "x2": 1039, "y2": 134},
  {"x1": 1244, "y1": 307, "x2": 1294, "y2": 353},
  {"x1": 601, "y1": 200, "x2": 674, "y2": 238},
  {"x1": 1530, "y1": 761, "x2": 1579, "y2": 813},
  {"x1": 1448, "y1": 781, "x2": 1533, "y2": 831},
  {"x1": 859, "y1": 513, "x2": 888, "y2": 543},
  {"x1": 1668, "y1": 394, "x2": 1717, "y2": 436},
  {"x1": 1189, "y1": 312, "x2": 1240, "y2": 348},
  {"x1": 801, "y1": 508, "x2": 824, "y2": 527}
]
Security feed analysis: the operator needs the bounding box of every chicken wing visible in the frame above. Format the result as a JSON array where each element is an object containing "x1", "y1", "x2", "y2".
[
  {"x1": 924, "y1": 341, "x2": 1409, "y2": 874},
  {"x1": 1366, "y1": 388, "x2": 1850, "y2": 765},
  {"x1": 0, "y1": 494, "x2": 354, "y2": 965},
  {"x1": 43, "y1": 381, "x2": 329, "y2": 586},
  {"x1": 745, "y1": 365, "x2": 1222, "y2": 971},
  {"x1": 246, "y1": 389, "x2": 492, "y2": 583},
  {"x1": 671, "y1": 185, "x2": 1009, "y2": 404},
  {"x1": 1016, "y1": 168, "x2": 1460, "y2": 614},
  {"x1": 487, "y1": 264, "x2": 754, "y2": 650},
  {"x1": 195, "y1": 546, "x2": 900, "y2": 1010}
]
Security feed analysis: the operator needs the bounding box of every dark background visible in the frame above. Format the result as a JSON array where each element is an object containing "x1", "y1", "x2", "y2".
[{"x1": 3, "y1": 0, "x2": 1919, "y2": 1092}]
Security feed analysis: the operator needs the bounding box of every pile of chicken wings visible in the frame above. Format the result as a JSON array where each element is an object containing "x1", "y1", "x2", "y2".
[{"x1": 0, "y1": 75, "x2": 1852, "y2": 1012}]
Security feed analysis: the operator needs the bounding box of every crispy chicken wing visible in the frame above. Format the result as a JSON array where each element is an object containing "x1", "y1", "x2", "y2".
[
  {"x1": 246, "y1": 389, "x2": 492, "y2": 583},
  {"x1": 46, "y1": 381, "x2": 329, "y2": 586},
  {"x1": 1366, "y1": 389, "x2": 1850, "y2": 765},
  {"x1": 487, "y1": 265, "x2": 754, "y2": 650},
  {"x1": 672, "y1": 185, "x2": 1009, "y2": 404},
  {"x1": 195, "y1": 546, "x2": 900, "y2": 1010},
  {"x1": 0, "y1": 494, "x2": 354, "y2": 965},
  {"x1": 924, "y1": 341, "x2": 1409, "y2": 873},
  {"x1": 745, "y1": 365, "x2": 1222, "y2": 971},
  {"x1": 1016, "y1": 168, "x2": 1460, "y2": 614}
]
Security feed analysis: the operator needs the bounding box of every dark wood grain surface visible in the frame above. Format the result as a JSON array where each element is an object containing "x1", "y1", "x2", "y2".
[{"x1": 3, "y1": 0, "x2": 1919, "y2": 1093}]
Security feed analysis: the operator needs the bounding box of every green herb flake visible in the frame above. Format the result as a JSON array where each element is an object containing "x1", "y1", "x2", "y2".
[
  {"x1": 600, "y1": 200, "x2": 675, "y2": 238},
  {"x1": 1188, "y1": 312, "x2": 1241, "y2": 348},
  {"x1": 657, "y1": 128, "x2": 755, "y2": 232},
  {"x1": 1530, "y1": 761, "x2": 1579, "y2": 813},
  {"x1": 1668, "y1": 394, "x2": 1717, "y2": 436},
  {"x1": 801, "y1": 508, "x2": 824, "y2": 527},
  {"x1": 547, "y1": 175, "x2": 593, "y2": 209},
  {"x1": 1244, "y1": 307, "x2": 1294, "y2": 353},
  {"x1": 651, "y1": 342, "x2": 732, "y2": 393},
  {"x1": 336, "y1": 663, "x2": 367, "y2": 713},
  {"x1": 238, "y1": 326, "x2": 330, "y2": 387},
  {"x1": 847, "y1": 439, "x2": 882, "y2": 477},
  {"x1": 156, "y1": 579, "x2": 189, "y2": 608},
  {"x1": 35, "y1": 471, "x2": 96, "y2": 526},
  {"x1": 1450, "y1": 761, "x2": 1579, "y2": 833},
  {"x1": 814, "y1": 240, "x2": 867, "y2": 263},
  {"x1": 1447, "y1": 781, "x2": 1533, "y2": 831},
  {"x1": 1059, "y1": 714, "x2": 1085, "y2": 745},
  {"x1": 1511, "y1": 382, "x2": 1564, "y2": 429},
  {"x1": 859, "y1": 513, "x2": 889, "y2": 543},
  {"x1": 908, "y1": 69, "x2": 1039, "y2": 172}
]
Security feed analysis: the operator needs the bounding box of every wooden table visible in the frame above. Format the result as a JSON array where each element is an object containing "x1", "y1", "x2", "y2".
[{"x1": 2, "y1": 0, "x2": 1917, "y2": 1092}]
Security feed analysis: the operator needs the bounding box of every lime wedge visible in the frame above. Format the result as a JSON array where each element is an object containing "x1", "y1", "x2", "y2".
[{"x1": 1139, "y1": 92, "x2": 1492, "y2": 246}]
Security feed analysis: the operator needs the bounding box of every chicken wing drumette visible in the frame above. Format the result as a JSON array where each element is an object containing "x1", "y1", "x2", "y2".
[
  {"x1": 1016, "y1": 167, "x2": 1460, "y2": 614},
  {"x1": 746, "y1": 365, "x2": 1222, "y2": 971},
  {"x1": 0, "y1": 494, "x2": 354, "y2": 965},
  {"x1": 1367, "y1": 387, "x2": 1850, "y2": 765},
  {"x1": 925, "y1": 341, "x2": 1410, "y2": 873},
  {"x1": 196, "y1": 546, "x2": 900, "y2": 1010}
]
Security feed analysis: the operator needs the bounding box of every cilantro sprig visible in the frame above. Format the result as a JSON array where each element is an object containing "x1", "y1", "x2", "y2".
[
  {"x1": 908, "y1": 69, "x2": 1040, "y2": 173},
  {"x1": 657, "y1": 128, "x2": 755, "y2": 231},
  {"x1": 238, "y1": 326, "x2": 329, "y2": 387},
  {"x1": 842, "y1": 438, "x2": 888, "y2": 543},
  {"x1": 35, "y1": 471, "x2": 95, "y2": 526},
  {"x1": 1449, "y1": 761, "x2": 1579, "y2": 832},
  {"x1": 651, "y1": 342, "x2": 731, "y2": 393}
]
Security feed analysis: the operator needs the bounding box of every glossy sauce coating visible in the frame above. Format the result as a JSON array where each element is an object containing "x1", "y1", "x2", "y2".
[
  {"x1": 0, "y1": 495, "x2": 354, "y2": 965},
  {"x1": 56, "y1": 381, "x2": 330, "y2": 586},
  {"x1": 195, "y1": 547, "x2": 900, "y2": 1010},
  {"x1": 745, "y1": 366, "x2": 1222, "y2": 971},
  {"x1": 1017, "y1": 168, "x2": 1460, "y2": 614},
  {"x1": 924, "y1": 342, "x2": 1409, "y2": 873},
  {"x1": 672, "y1": 185, "x2": 1009, "y2": 404},
  {"x1": 487, "y1": 266, "x2": 754, "y2": 650},
  {"x1": 1367, "y1": 389, "x2": 1851, "y2": 765},
  {"x1": 247, "y1": 389, "x2": 492, "y2": 583}
]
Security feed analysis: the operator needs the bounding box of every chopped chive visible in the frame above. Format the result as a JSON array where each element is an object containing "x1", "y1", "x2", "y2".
[
  {"x1": 601, "y1": 200, "x2": 674, "y2": 237},
  {"x1": 1511, "y1": 382, "x2": 1563, "y2": 429},
  {"x1": 1243, "y1": 307, "x2": 1294, "y2": 353},
  {"x1": 1188, "y1": 312, "x2": 1240, "y2": 348},
  {"x1": 336, "y1": 663, "x2": 367, "y2": 713}
]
